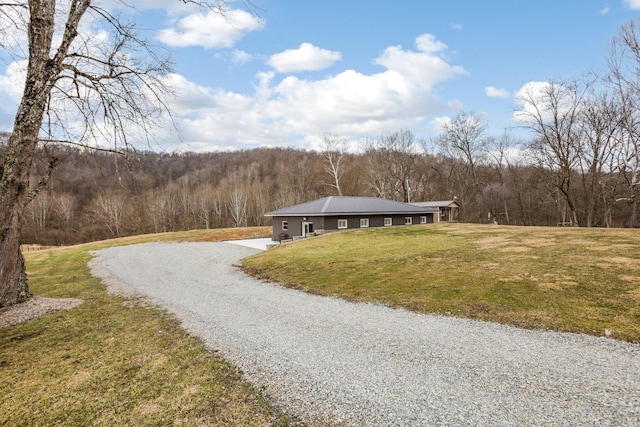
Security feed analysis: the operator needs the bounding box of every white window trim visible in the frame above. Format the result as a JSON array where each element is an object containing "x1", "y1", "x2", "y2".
[
  {"x1": 338, "y1": 219, "x2": 348, "y2": 229},
  {"x1": 405, "y1": 217, "x2": 413, "y2": 225},
  {"x1": 384, "y1": 217, "x2": 392, "y2": 226},
  {"x1": 360, "y1": 218, "x2": 369, "y2": 228},
  {"x1": 420, "y1": 216, "x2": 427, "y2": 224},
  {"x1": 282, "y1": 220, "x2": 288, "y2": 231}
]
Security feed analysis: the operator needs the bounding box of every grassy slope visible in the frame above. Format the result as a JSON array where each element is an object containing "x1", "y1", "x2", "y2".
[
  {"x1": 5, "y1": 223, "x2": 639, "y2": 425},
  {"x1": 244, "y1": 223, "x2": 640, "y2": 343},
  {"x1": 1, "y1": 227, "x2": 296, "y2": 426}
]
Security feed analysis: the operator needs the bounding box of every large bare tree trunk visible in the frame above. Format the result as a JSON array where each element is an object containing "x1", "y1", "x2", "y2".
[
  {"x1": 0, "y1": 202, "x2": 30, "y2": 307},
  {"x1": 0, "y1": 0, "x2": 63, "y2": 307},
  {"x1": 0, "y1": 118, "x2": 45, "y2": 307}
]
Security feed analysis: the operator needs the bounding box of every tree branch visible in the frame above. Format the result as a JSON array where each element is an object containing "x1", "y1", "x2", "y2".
[
  {"x1": 37, "y1": 138, "x2": 125, "y2": 154},
  {"x1": 24, "y1": 155, "x2": 61, "y2": 207}
]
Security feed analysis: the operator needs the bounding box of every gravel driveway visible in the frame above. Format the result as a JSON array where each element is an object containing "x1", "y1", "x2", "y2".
[{"x1": 90, "y1": 242, "x2": 640, "y2": 426}]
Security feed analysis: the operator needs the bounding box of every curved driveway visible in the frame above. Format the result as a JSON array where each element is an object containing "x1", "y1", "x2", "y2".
[{"x1": 91, "y1": 242, "x2": 640, "y2": 426}]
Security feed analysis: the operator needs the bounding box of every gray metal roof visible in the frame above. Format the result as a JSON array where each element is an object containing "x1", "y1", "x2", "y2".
[
  {"x1": 265, "y1": 196, "x2": 437, "y2": 217},
  {"x1": 411, "y1": 200, "x2": 460, "y2": 208}
]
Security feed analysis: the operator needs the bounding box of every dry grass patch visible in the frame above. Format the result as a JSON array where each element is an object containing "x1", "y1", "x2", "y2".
[
  {"x1": 588, "y1": 243, "x2": 636, "y2": 251},
  {"x1": 521, "y1": 238, "x2": 558, "y2": 248},
  {"x1": 245, "y1": 223, "x2": 640, "y2": 343},
  {"x1": 601, "y1": 256, "x2": 637, "y2": 265},
  {"x1": 537, "y1": 282, "x2": 563, "y2": 291},
  {"x1": 475, "y1": 235, "x2": 514, "y2": 250},
  {"x1": 625, "y1": 286, "x2": 640, "y2": 302},
  {"x1": 499, "y1": 246, "x2": 530, "y2": 253}
]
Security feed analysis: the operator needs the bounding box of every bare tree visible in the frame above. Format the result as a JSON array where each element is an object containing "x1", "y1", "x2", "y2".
[
  {"x1": 54, "y1": 192, "x2": 75, "y2": 234},
  {"x1": 192, "y1": 185, "x2": 215, "y2": 229},
  {"x1": 249, "y1": 182, "x2": 269, "y2": 226},
  {"x1": 24, "y1": 191, "x2": 52, "y2": 239},
  {"x1": 517, "y1": 80, "x2": 586, "y2": 226},
  {"x1": 600, "y1": 142, "x2": 629, "y2": 227},
  {"x1": 0, "y1": 0, "x2": 236, "y2": 306},
  {"x1": 478, "y1": 182, "x2": 509, "y2": 224},
  {"x1": 364, "y1": 130, "x2": 419, "y2": 202},
  {"x1": 274, "y1": 155, "x2": 318, "y2": 206},
  {"x1": 321, "y1": 133, "x2": 346, "y2": 196},
  {"x1": 364, "y1": 137, "x2": 395, "y2": 200},
  {"x1": 435, "y1": 112, "x2": 489, "y2": 220},
  {"x1": 438, "y1": 112, "x2": 488, "y2": 185},
  {"x1": 211, "y1": 190, "x2": 225, "y2": 228},
  {"x1": 485, "y1": 132, "x2": 523, "y2": 224},
  {"x1": 88, "y1": 191, "x2": 126, "y2": 238},
  {"x1": 614, "y1": 128, "x2": 640, "y2": 227},
  {"x1": 609, "y1": 19, "x2": 640, "y2": 227},
  {"x1": 579, "y1": 84, "x2": 623, "y2": 226},
  {"x1": 228, "y1": 187, "x2": 248, "y2": 228}
]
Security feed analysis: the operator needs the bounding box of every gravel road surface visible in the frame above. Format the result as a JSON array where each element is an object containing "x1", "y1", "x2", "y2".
[{"x1": 90, "y1": 242, "x2": 640, "y2": 426}]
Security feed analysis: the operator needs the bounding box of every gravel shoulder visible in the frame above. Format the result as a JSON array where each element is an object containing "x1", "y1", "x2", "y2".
[
  {"x1": 90, "y1": 242, "x2": 640, "y2": 426},
  {"x1": 0, "y1": 296, "x2": 83, "y2": 328}
]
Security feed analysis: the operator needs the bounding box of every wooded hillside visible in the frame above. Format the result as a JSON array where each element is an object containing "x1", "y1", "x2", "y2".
[{"x1": 5, "y1": 128, "x2": 637, "y2": 246}]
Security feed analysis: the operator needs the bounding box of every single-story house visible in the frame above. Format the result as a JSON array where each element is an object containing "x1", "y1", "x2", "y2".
[
  {"x1": 411, "y1": 200, "x2": 460, "y2": 222},
  {"x1": 264, "y1": 196, "x2": 439, "y2": 241}
]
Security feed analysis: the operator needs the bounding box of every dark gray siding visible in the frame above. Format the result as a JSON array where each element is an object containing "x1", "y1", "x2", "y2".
[
  {"x1": 271, "y1": 213, "x2": 433, "y2": 239},
  {"x1": 271, "y1": 216, "x2": 303, "y2": 240}
]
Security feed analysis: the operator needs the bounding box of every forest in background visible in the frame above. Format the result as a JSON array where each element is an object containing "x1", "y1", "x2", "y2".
[{"x1": 3, "y1": 122, "x2": 638, "y2": 247}]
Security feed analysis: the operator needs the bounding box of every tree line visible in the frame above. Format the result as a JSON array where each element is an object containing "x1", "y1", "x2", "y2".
[{"x1": 5, "y1": 119, "x2": 639, "y2": 247}]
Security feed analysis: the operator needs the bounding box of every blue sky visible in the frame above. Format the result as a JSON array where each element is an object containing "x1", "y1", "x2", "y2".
[{"x1": 2, "y1": 0, "x2": 640, "y2": 152}]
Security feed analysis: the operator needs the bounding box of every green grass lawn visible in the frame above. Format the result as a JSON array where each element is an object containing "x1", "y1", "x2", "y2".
[
  {"x1": 1, "y1": 227, "x2": 296, "y2": 426},
  {"x1": 5, "y1": 223, "x2": 640, "y2": 425},
  {"x1": 244, "y1": 223, "x2": 640, "y2": 343}
]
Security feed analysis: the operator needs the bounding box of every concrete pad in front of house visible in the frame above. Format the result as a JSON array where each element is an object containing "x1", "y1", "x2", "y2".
[{"x1": 224, "y1": 237, "x2": 275, "y2": 251}]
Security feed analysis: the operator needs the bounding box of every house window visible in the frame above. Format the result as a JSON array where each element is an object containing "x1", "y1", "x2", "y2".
[
  {"x1": 420, "y1": 216, "x2": 427, "y2": 224},
  {"x1": 337, "y1": 219, "x2": 348, "y2": 229},
  {"x1": 360, "y1": 218, "x2": 369, "y2": 228},
  {"x1": 282, "y1": 221, "x2": 288, "y2": 231},
  {"x1": 405, "y1": 217, "x2": 413, "y2": 225},
  {"x1": 384, "y1": 217, "x2": 392, "y2": 226}
]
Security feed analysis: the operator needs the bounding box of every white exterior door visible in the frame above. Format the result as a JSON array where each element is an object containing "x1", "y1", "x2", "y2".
[{"x1": 302, "y1": 222, "x2": 314, "y2": 237}]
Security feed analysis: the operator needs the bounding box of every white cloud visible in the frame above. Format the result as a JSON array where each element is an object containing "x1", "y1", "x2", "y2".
[
  {"x1": 600, "y1": 6, "x2": 611, "y2": 15},
  {"x1": 414, "y1": 34, "x2": 448, "y2": 54},
  {"x1": 513, "y1": 81, "x2": 578, "y2": 124},
  {"x1": 231, "y1": 49, "x2": 253, "y2": 65},
  {"x1": 430, "y1": 116, "x2": 453, "y2": 133},
  {"x1": 451, "y1": 23, "x2": 464, "y2": 31},
  {"x1": 375, "y1": 35, "x2": 465, "y2": 90},
  {"x1": 0, "y1": 61, "x2": 27, "y2": 130},
  {"x1": 267, "y1": 43, "x2": 341, "y2": 73},
  {"x1": 157, "y1": 9, "x2": 264, "y2": 49},
  {"x1": 624, "y1": 0, "x2": 640, "y2": 10},
  {"x1": 485, "y1": 86, "x2": 511, "y2": 98},
  {"x1": 513, "y1": 81, "x2": 550, "y2": 122},
  {"x1": 0, "y1": 31, "x2": 467, "y2": 152},
  {"x1": 162, "y1": 74, "x2": 221, "y2": 115},
  {"x1": 161, "y1": 33, "x2": 466, "y2": 151}
]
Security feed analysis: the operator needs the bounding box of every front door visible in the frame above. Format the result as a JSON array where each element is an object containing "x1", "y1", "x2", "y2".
[{"x1": 302, "y1": 222, "x2": 314, "y2": 237}]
